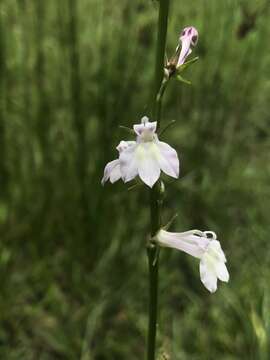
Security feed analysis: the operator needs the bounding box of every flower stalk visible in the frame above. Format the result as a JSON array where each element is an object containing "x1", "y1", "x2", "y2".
[
  {"x1": 100, "y1": 0, "x2": 216, "y2": 356},
  {"x1": 147, "y1": 1, "x2": 170, "y2": 359},
  {"x1": 153, "y1": 0, "x2": 170, "y2": 130}
]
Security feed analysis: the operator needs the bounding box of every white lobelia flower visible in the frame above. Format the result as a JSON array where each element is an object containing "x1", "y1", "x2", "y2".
[
  {"x1": 155, "y1": 229, "x2": 229, "y2": 293},
  {"x1": 102, "y1": 116, "x2": 179, "y2": 188},
  {"x1": 119, "y1": 116, "x2": 179, "y2": 187},
  {"x1": 101, "y1": 141, "x2": 135, "y2": 185}
]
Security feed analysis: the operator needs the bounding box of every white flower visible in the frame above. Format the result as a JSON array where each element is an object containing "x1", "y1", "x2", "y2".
[
  {"x1": 101, "y1": 141, "x2": 135, "y2": 185},
  {"x1": 119, "y1": 116, "x2": 179, "y2": 187},
  {"x1": 102, "y1": 116, "x2": 180, "y2": 188},
  {"x1": 155, "y1": 229, "x2": 229, "y2": 293}
]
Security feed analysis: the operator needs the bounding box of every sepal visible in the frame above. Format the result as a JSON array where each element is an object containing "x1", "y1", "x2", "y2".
[
  {"x1": 177, "y1": 56, "x2": 199, "y2": 73},
  {"x1": 176, "y1": 75, "x2": 192, "y2": 85}
]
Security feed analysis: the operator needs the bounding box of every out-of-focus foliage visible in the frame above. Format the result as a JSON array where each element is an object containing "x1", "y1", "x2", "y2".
[{"x1": 0, "y1": 0, "x2": 270, "y2": 358}]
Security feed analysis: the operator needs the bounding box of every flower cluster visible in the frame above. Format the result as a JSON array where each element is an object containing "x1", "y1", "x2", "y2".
[
  {"x1": 102, "y1": 116, "x2": 179, "y2": 188},
  {"x1": 102, "y1": 26, "x2": 230, "y2": 294}
]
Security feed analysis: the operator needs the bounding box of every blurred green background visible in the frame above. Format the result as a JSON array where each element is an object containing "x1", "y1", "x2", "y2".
[{"x1": 0, "y1": 0, "x2": 270, "y2": 359}]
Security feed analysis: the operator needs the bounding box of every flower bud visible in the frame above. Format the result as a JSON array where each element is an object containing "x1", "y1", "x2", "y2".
[
  {"x1": 179, "y1": 26, "x2": 198, "y2": 47},
  {"x1": 177, "y1": 26, "x2": 199, "y2": 68},
  {"x1": 165, "y1": 26, "x2": 199, "y2": 78}
]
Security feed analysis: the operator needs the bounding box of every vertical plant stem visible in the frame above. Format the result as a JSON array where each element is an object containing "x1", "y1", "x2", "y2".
[
  {"x1": 147, "y1": 184, "x2": 163, "y2": 360},
  {"x1": 153, "y1": 0, "x2": 170, "y2": 130},
  {"x1": 147, "y1": 1, "x2": 170, "y2": 360}
]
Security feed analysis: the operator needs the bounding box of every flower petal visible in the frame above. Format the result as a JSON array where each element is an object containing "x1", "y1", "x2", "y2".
[
  {"x1": 200, "y1": 257, "x2": 218, "y2": 293},
  {"x1": 156, "y1": 229, "x2": 206, "y2": 258},
  {"x1": 116, "y1": 140, "x2": 136, "y2": 154},
  {"x1": 134, "y1": 118, "x2": 157, "y2": 137},
  {"x1": 119, "y1": 144, "x2": 138, "y2": 182},
  {"x1": 207, "y1": 240, "x2": 227, "y2": 263},
  {"x1": 214, "y1": 261, "x2": 229, "y2": 282},
  {"x1": 101, "y1": 159, "x2": 121, "y2": 185},
  {"x1": 177, "y1": 39, "x2": 192, "y2": 67},
  {"x1": 156, "y1": 141, "x2": 179, "y2": 178},
  {"x1": 136, "y1": 143, "x2": 160, "y2": 187}
]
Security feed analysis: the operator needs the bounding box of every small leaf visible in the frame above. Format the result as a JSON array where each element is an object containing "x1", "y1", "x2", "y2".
[
  {"x1": 177, "y1": 56, "x2": 199, "y2": 73},
  {"x1": 163, "y1": 213, "x2": 178, "y2": 230},
  {"x1": 176, "y1": 75, "x2": 191, "y2": 85},
  {"x1": 119, "y1": 125, "x2": 134, "y2": 134}
]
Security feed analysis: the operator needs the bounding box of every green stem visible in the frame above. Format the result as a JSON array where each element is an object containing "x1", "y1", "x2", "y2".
[
  {"x1": 153, "y1": 0, "x2": 170, "y2": 130},
  {"x1": 156, "y1": 78, "x2": 169, "y2": 128},
  {"x1": 147, "y1": 1, "x2": 170, "y2": 360},
  {"x1": 147, "y1": 187, "x2": 161, "y2": 360}
]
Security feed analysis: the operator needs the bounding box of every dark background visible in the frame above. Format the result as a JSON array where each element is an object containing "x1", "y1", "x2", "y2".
[{"x1": 0, "y1": 0, "x2": 269, "y2": 359}]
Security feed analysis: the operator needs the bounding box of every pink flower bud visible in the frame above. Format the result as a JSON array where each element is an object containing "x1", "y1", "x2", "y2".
[{"x1": 177, "y1": 26, "x2": 199, "y2": 68}]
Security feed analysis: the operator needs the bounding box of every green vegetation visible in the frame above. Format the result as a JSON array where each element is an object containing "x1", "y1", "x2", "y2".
[{"x1": 0, "y1": 0, "x2": 269, "y2": 358}]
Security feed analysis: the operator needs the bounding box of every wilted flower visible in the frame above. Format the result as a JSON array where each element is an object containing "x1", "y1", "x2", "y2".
[
  {"x1": 177, "y1": 26, "x2": 199, "y2": 68},
  {"x1": 155, "y1": 229, "x2": 229, "y2": 293},
  {"x1": 101, "y1": 116, "x2": 179, "y2": 188}
]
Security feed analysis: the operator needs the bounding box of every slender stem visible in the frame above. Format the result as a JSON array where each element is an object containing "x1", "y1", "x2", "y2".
[
  {"x1": 147, "y1": 1, "x2": 170, "y2": 360},
  {"x1": 156, "y1": 78, "x2": 169, "y2": 128},
  {"x1": 147, "y1": 186, "x2": 162, "y2": 360},
  {"x1": 153, "y1": 0, "x2": 170, "y2": 130}
]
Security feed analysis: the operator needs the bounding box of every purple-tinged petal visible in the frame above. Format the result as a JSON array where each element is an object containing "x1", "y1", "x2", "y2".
[
  {"x1": 156, "y1": 229, "x2": 208, "y2": 258},
  {"x1": 116, "y1": 140, "x2": 136, "y2": 153},
  {"x1": 119, "y1": 143, "x2": 138, "y2": 182},
  {"x1": 177, "y1": 26, "x2": 199, "y2": 68},
  {"x1": 134, "y1": 117, "x2": 157, "y2": 137},
  {"x1": 156, "y1": 141, "x2": 179, "y2": 178},
  {"x1": 101, "y1": 159, "x2": 121, "y2": 185}
]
